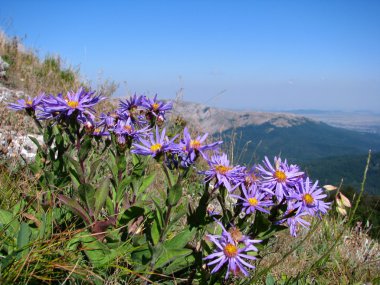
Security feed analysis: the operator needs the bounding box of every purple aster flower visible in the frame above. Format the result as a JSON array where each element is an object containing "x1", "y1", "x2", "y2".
[
  {"x1": 131, "y1": 126, "x2": 178, "y2": 157},
  {"x1": 99, "y1": 112, "x2": 118, "y2": 128},
  {"x1": 38, "y1": 87, "x2": 105, "y2": 123},
  {"x1": 142, "y1": 94, "x2": 173, "y2": 117},
  {"x1": 201, "y1": 153, "x2": 245, "y2": 192},
  {"x1": 204, "y1": 221, "x2": 260, "y2": 279},
  {"x1": 119, "y1": 94, "x2": 144, "y2": 113},
  {"x1": 119, "y1": 94, "x2": 146, "y2": 123},
  {"x1": 257, "y1": 156, "x2": 304, "y2": 201},
  {"x1": 113, "y1": 117, "x2": 149, "y2": 146},
  {"x1": 231, "y1": 184, "x2": 274, "y2": 215},
  {"x1": 8, "y1": 94, "x2": 44, "y2": 112},
  {"x1": 291, "y1": 177, "x2": 331, "y2": 217},
  {"x1": 179, "y1": 127, "x2": 222, "y2": 166}
]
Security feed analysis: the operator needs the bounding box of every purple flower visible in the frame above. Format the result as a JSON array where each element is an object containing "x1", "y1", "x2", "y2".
[
  {"x1": 291, "y1": 177, "x2": 330, "y2": 217},
  {"x1": 131, "y1": 126, "x2": 178, "y2": 157},
  {"x1": 257, "y1": 156, "x2": 304, "y2": 201},
  {"x1": 99, "y1": 112, "x2": 118, "y2": 128},
  {"x1": 179, "y1": 127, "x2": 222, "y2": 166},
  {"x1": 201, "y1": 153, "x2": 244, "y2": 192},
  {"x1": 204, "y1": 221, "x2": 260, "y2": 279},
  {"x1": 8, "y1": 94, "x2": 44, "y2": 112},
  {"x1": 38, "y1": 88, "x2": 105, "y2": 123},
  {"x1": 113, "y1": 118, "x2": 149, "y2": 145},
  {"x1": 119, "y1": 94, "x2": 146, "y2": 123},
  {"x1": 231, "y1": 184, "x2": 273, "y2": 215},
  {"x1": 142, "y1": 94, "x2": 173, "y2": 117}
]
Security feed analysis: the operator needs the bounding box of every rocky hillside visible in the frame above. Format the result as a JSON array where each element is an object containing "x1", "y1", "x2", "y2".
[{"x1": 172, "y1": 100, "x2": 315, "y2": 134}]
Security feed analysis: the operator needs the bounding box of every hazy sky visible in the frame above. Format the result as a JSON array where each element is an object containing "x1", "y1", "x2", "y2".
[{"x1": 1, "y1": 1, "x2": 380, "y2": 111}]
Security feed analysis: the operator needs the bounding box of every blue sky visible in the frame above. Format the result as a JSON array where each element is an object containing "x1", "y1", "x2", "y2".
[{"x1": 1, "y1": 1, "x2": 379, "y2": 111}]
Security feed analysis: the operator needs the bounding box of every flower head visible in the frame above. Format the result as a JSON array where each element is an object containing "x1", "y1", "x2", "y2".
[
  {"x1": 257, "y1": 156, "x2": 304, "y2": 201},
  {"x1": 131, "y1": 126, "x2": 178, "y2": 157},
  {"x1": 142, "y1": 94, "x2": 173, "y2": 117},
  {"x1": 179, "y1": 127, "x2": 222, "y2": 167},
  {"x1": 204, "y1": 221, "x2": 260, "y2": 279},
  {"x1": 231, "y1": 184, "x2": 274, "y2": 215},
  {"x1": 201, "y1": 153, "x2": 245, "y2": 192},
  {"x1": 113, "y1": 117, "x2": 149, "y2": 146},
  {"x1": 291, "y1": 177, "x2": 330, "y2": 217},
  {"x1": 99, "y1": 112, "x2": 118, "y2": 128},
  {"x1": 38, "y1": 88, "x2": 105, "y2": 123},
  {"x1": 8, "y1": 94, "x2": 44, "y2": 112}
]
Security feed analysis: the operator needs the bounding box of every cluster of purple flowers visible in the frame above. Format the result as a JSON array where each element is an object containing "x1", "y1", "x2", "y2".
[
  {"x1": 8, "y1": 88, "x2": 105, "y2": 124},
  {"x1": 8, "y1": 88, "x2": 331, "y2": 279},
  {"x1": 200, "y1": 155, "x2": 331, "y2": 277}
]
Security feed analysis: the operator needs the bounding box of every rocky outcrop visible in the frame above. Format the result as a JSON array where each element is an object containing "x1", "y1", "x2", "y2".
[{"x1": 172, "y1": 101, "x2": 314, "y2": 134}]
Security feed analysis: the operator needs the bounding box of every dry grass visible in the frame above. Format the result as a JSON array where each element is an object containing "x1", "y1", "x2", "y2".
[{"x1": 258, "y1": 216, "x2": 380, "y2": 284}]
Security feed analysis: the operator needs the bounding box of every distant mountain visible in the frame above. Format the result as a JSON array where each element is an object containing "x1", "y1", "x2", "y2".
[
  {"x1": 173, "y1": 101, "x2": 314, "y2": 134},
  {"x1": 218, "y1": 121, "x2": 380, "y2": 164},
  {"x1": 172, "y1": 101, "x2": 380, "y2": 194}
]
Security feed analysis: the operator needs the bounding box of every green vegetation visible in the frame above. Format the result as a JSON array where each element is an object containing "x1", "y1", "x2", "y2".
[{"x1": 0, "y1": 31, "x2": 82, "y2": 95}]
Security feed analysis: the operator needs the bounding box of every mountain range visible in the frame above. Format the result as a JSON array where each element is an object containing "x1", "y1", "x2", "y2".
[{"x1": 173, "y1": 101, "x2": 380, "y2": 195}]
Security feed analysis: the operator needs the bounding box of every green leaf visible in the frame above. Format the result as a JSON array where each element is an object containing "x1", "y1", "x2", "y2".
[
  {"x1": 65, "y1": 154, "x2": 84, "y2": 180},
  {"x1": 121, "y1": 206, "x2": 145, "y2": 224},
  {"x1": 0, "y1": 209, "x2": 20, "y2": 234},
  {"x1": 88, "y1": 158, "x2": 103, "y2": 181},
  {"x1": 163, "y1": 164, "x2": 177, "y2": 187},
  {"x1": 94, "y1": 180, "x2": 110, "y2": 217},
  {"x1": 17, "y1": 222, "x2": 32, "y2": 256},
  {"x1": 78, "y1": 232, "x2": 133, "y2": 268},
  {"x1": 78, "y1": 183, "x2": 96, "y2": 215},
  {"x1": 164, "y1": 227, "x2": 196, "y2": 250},
  {"x1": 167, "y1": 182, "x2": 182, "y2": 207},
  {"x1": 78, "y1": 136, "x2": 92, "y2": 161},
  {"x1": 138, "y1": 173, "x2": 155, "y2": 196},
  {"x1": 58, "y1": 195, "x2": 91, "y2": 225},
  {"x1": 154, "y1": 248, "x2": 193, "y2": 270},
  {"x1": 151, "y1": 211, "x2": 161, "y2": 245},
  {"x1": 265, "y1": 273, "x2": 276, "y2": 285},
  {"x1": 163, "y1": 253, "x2": 196, "y2": 275},
  {"x1": 116, "y1": 176, "x2": 132, "y2": 203}
]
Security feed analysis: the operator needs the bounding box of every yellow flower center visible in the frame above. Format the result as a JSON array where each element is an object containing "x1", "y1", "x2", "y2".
[
  {"x1": 124, "y1": 125, "x2": 132, "y2": 132},
  {"x1": 274, "y1": 170, "x2": 287, "y2": 182},
  {"x1": 67, "y1": 100, "x2": 79, "y2": 108},
  {"x1": 150, "y1": 143, "x2": 162, "y2": 152},
  {"x1": 303, "y1": 194, "x2": 314, "y2": 205},
  {"x1": 152, "y1": 102, "x2": 160, "y2": 111},
  {"x1": 248, "y1": 197, "x2": 259, "y2": 206},
  {"x1": 25, "y1": 100, "x2": 33, "y2": 106},
  {"x1": 93, "y1": 128, "x2": 101, "y2": 133},
  {"x1": 215, "y1": 165, "x2": 232, "y2": 175},
  {"x1": 190, "y1": 139, "x2": 201, "y2": 149},
  {"x1": 224, "y1": 243, "x2": 238, "y2": 258}
]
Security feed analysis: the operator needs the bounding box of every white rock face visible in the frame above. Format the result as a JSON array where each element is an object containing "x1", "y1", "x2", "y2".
[
  {"x1": 0, "y1": 85, "x2": 27, "y2": 103},
  {"x1": 0, "y1": 56, "x2": 9, "y2": 77},
  {"x1": 0, "y1": 131, "x2": 43, "y2": 160}
]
